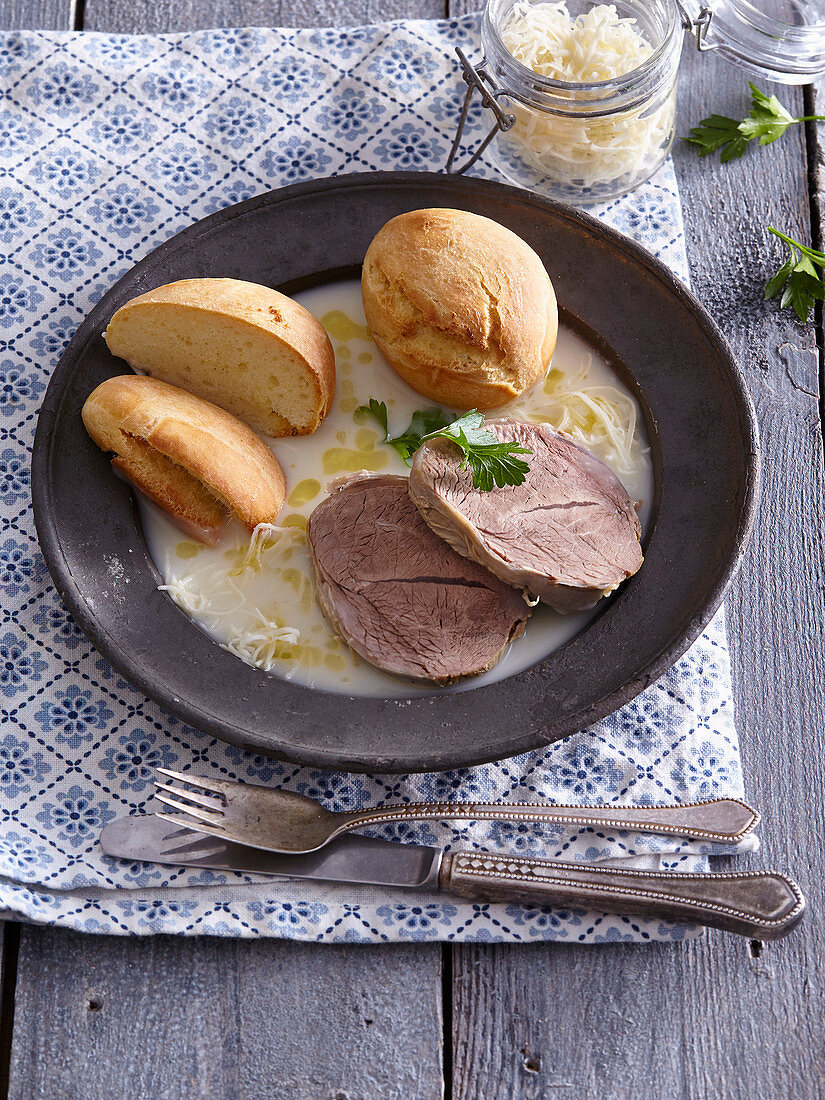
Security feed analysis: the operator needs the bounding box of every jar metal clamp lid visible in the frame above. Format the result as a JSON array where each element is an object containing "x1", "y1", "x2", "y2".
[
  {"x1": 446, "y1": 49, "x2": 516, "y2": 176},
  {"x1": 447, "y1": 0, "x2": 825, "y2": 180}
]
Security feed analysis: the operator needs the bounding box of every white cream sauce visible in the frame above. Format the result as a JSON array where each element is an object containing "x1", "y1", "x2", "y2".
[{"x1": 138, "y1": 280, "x2": 653, "y2": 698}]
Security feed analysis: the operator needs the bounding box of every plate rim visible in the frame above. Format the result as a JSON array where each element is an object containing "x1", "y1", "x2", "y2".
[{"x1": 31, "y1": 170, "x2": 760, "y2": 772}]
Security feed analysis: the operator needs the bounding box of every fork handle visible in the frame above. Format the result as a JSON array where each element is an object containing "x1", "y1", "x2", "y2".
[
  {"x1": 337, "y1": 799, "x2": 758, "y2": 843},
  {"x1": 439, "y1": 854, "x2": 804, "y2": 940}
]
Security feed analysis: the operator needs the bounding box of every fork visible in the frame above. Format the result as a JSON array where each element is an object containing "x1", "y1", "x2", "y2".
[{"x1": 152, "y1": 768, "x2": 758, "y2": 855}]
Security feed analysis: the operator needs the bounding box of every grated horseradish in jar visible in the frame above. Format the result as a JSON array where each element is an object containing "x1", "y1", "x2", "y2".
[{"x1": 479, "y1": 0, "x2": 682, "y2": 203}]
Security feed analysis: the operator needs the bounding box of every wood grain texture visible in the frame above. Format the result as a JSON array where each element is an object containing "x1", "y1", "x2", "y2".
[
  {"x1": 82, "y1": 0, "x2": 445, "y2": 32},
  {"x1": 450, "y1": 42, "x2": 825, "y2": 1100},
  {"x1": 0, "y1": 0, "x2": 73, "y2": 27},
  {"x1": 0, "y1": 924, "x2": 18, "y2": 1100},
  {"x1": 7, "y1": 928, "x2": 444, "y2": 1100}
]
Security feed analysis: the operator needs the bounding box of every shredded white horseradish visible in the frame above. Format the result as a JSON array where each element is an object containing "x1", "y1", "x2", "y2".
[
  {"x1": 230, "y1": 522, "x2": 282, "y2": 575},
  {"x1": 499, "y1": 2, "x2": 675, "y2": 190},
  {"x1": 159, "y1": 523, "x2": 312, "y2": 673},
  {"x1": 157, "y1": 575, "x2": 208, "y2": 615},
  {"x1": 540, "y1": 358, "x2": 644, "y2": 478},
  {"x1": 507, "y1": 353, "x2": 646, "y2": 480},
  {"x1": 221, "y1": 612, "x2": 301, "y2": 673}
]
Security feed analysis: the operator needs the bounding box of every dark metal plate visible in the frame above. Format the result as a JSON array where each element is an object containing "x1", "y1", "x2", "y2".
[{"x1": 31, "y1": 171, "x2": 758, "y2": 773}]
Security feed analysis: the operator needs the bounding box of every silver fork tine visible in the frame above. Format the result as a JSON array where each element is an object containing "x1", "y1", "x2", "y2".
[
  {"x1": 153, "y1": 790, "x2": 226, "y2": 829},
  {"x1": 155, "y1": 766, "x2": 229, "y2": 796},
  {"x1": 155, "y1": 811, "x2": 227, "y2": 838},
  {"x1": 153, "y1": 781, "x2": 225, "y2": 813}
]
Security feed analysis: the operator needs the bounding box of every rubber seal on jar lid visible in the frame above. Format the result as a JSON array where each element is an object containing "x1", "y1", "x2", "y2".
[{"x1": 677, "y1": 0, "x2": 825, "y2": 83}]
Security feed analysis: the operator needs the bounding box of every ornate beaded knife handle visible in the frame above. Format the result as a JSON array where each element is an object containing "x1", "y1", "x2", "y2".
[{"x1": 439, "y1": 855, "x2": 805, "y2": 940}]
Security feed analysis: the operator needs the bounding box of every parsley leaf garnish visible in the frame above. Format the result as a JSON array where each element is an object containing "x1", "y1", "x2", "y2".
[
  {"x1": 355, "y1": 397, "x2": 388, "y2": 437},
  {"x1": 386, "y1": 407, "x2": 455, "y2": 462},
  {"x1": 738, "y1": 85, "x2": 799, "y2": 144},
  {"x1": 684, "y1": 114, "x2": 749, "y2": 162},
  {"x1": 685, "y1": 83, "x2": 825, "y2": 163},
  {"x1": 357, "y1": 402, "x2": 532, "y2": 490},
  {"x1": 356, "y1": 400, "x2": 454, "y2": 461},
  {"x1": 422, "y1": 411, "x2": 533, "y2": 491},
  {"x1": 764, "y1": 226, "x2": 825, "y2": 323}
]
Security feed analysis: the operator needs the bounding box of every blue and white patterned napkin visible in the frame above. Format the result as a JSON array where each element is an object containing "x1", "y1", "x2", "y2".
[{"x1": 0, "y1": 18, "x2": 755, "y2": 942}]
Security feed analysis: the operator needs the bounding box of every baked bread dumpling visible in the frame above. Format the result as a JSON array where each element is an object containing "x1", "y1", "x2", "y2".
[
  {"x1": 82, "y1": 375, "x2": 286, "y2": 545},
  {"x1": 104, "y1": 278, "x2": 335, "y2": 438},
  {"x1": 361, "y1": 208, "x2": 557, "y2": 410}
]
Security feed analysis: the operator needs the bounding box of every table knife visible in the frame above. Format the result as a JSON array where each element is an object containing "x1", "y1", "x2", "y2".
[{"x1": 100, "y1": 815, "x2": 805, "y2": 940}]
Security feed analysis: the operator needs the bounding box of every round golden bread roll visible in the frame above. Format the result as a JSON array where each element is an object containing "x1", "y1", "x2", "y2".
[
  {"x1": 361, "y1": 208, "x2": 557, "y2": 410},
  {"x1": 104, "y1": 278, "x2": 335, "y2": 438},
  {"x1": 82, "y1": 375, "x2": 286, "y2": 545}
]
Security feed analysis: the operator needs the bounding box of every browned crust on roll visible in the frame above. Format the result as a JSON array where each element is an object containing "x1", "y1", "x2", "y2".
[
  {"x1": 361, "y1": 208, "x2": 558, "y2": 410},
  {"x1": 104, "y1": 278, "x2": 335, "y2": 437},
  {"x1": 82, "y1": 375, "x2": 286, "y2": 543}
]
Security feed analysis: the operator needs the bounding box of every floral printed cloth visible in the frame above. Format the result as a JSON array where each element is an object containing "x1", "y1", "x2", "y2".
[{"x1": 0, "y1": 18, "x2": 756, "y2": 942}]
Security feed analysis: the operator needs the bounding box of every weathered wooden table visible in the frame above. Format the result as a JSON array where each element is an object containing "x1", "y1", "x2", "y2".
[{"x1": 1, "y1": 2, "x2": 823, "y2": 1097}]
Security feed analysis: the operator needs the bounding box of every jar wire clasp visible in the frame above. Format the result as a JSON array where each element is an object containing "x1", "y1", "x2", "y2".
[
  {"x1": 445, "y1": 48, "x2": 516, "y2": 175},
  {"x1": 675, "y1": 2, "x2": 717, "y2": 54}
]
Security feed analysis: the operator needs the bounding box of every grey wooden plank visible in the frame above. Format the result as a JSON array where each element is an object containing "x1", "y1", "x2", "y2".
[
  {"x1": 82, "y1": 0, "x2": 445, "y2": 32},
  {"x1": 0, "y1": 924, "x2": 19, "y2": 1100},
  {"x1": 449, "y1": 39, "x2": 825, "y2": 1100},
  {"x1": 7, "y1": 927, "x2": 443, "y2": 1100},
  {"x1": 0, "y1": 1, "x2": 74, "y2": 28}
]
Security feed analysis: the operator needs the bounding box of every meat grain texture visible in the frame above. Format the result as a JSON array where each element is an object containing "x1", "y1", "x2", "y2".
[
  {"x1": 306, "y1": 474, "x2": 531, "y2": 684},
  {"x1": 409, "y1": 418, "x2": 644, "y2": 613}
]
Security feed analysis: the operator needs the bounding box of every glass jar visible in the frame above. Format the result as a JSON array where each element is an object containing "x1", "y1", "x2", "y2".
[
  {"x1": 447, "y1": 0, "x2": 825, "y2": 205},
  {"x1": 483, "y1": 0, "x2": 681, "y2": 204}
]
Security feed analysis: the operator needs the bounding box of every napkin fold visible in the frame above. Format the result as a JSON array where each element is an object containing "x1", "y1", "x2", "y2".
[{"x1": 0, "y1": 17, "x2": 755, "y2": 942}]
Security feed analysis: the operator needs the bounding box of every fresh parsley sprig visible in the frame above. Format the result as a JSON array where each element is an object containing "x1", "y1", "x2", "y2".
[
  {"x1": 764, "y1": 226, "x2": 825, "y2": 323},
  {"x1": 421, "y1": 411, "x2": 532, "y2": 492},
  {"x1": 356, "y1": 399, "x2": 454, "y2": 462},
  {"x1": 356, "y1": 400, "x2": 532, "y2": 490},
  {"x1": 685, "y1": 83, "x2": 825, "y2": 163},
  {"x1": 357, "y1": 397, "x2": 389, "y2": 436}
]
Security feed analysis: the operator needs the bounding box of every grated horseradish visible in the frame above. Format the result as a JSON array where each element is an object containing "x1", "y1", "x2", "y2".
[
  {"x1": 498, "y1": 1, "x2": 676, "y2": 191},
  {"x1": 508, "y1": 353, "x2": 645, "y2": 478}
]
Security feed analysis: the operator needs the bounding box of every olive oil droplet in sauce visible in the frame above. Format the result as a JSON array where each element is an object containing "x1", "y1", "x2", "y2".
[
  {"x1": 287, "y1": 479, "x2": 321, "y2": 507},
  {"x1": 322, "y1": 310, "x2": 371, "y2": 343},
  {"x1": 322, "y1": 448, "x2": 388, "y2": 475},
  {"x1": 543, "y1": 368, "x2": 564, "y2": 393},
  {"x1": 282, "y1": 514, "x2": 308, "y2": 531},
  {"x1": 176, "y1": 541, "x2": 200, "y2": 559},
  {"x1": 355, "y1": 429, "x2": 378, "y2": 452}
]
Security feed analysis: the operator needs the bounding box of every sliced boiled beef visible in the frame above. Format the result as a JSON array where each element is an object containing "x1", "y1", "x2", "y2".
[
  {"x1": 306, "y1": 473, "x2": 531, "y2": 684},
  {"x1": 408, "y1": 418, "x2": 643, "y2": 614}
]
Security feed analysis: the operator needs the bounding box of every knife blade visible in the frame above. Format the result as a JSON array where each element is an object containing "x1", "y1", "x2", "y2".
[
  {"x1": 100, "y1": 815, "x2": 805, "y2": 940},
  {"x1": 100, "y1": 814, "x2": 443, "y2": 889}
]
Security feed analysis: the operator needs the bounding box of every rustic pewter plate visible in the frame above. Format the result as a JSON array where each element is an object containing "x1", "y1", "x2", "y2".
[{"x1": 32, "y1": 172, "x2": 759, "y2": 774}]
